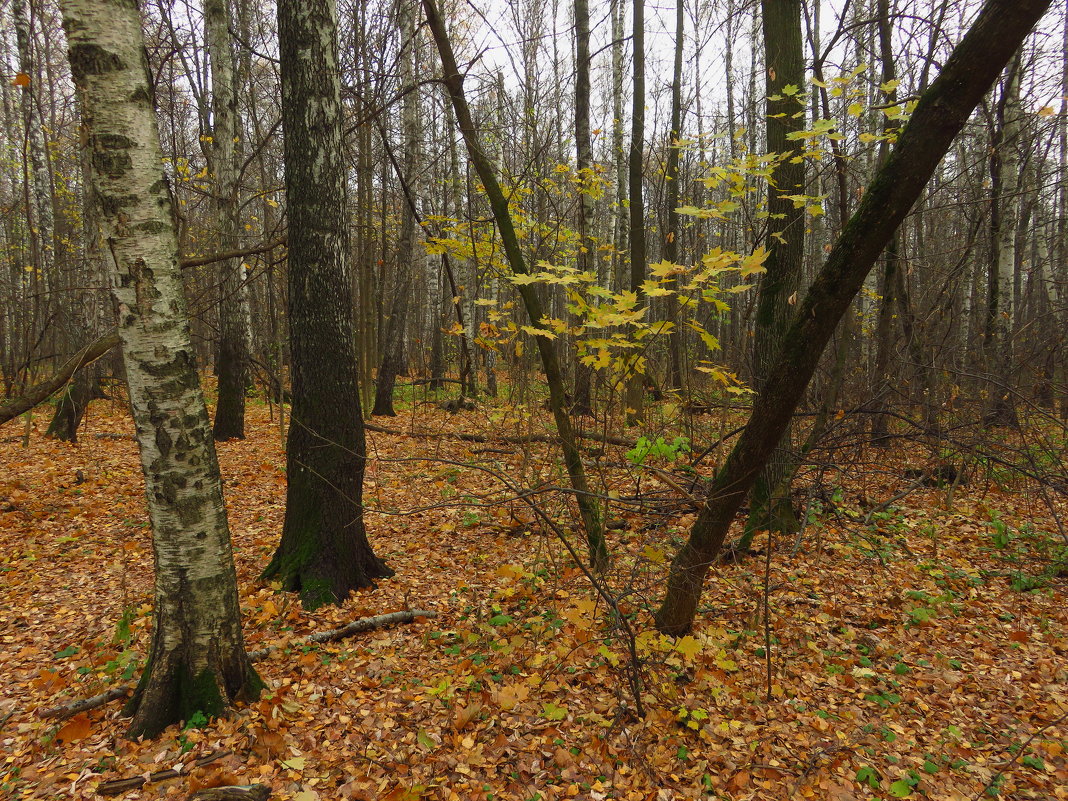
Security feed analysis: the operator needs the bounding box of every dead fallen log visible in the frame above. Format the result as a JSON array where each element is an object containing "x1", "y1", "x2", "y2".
[
  {"x1": 39, "y1": 609, "x2": 437, "y2": 721},
  {"x1": 247, "y1": 608, "x2": 438, "y2": 661},
  {"x1": 188, "y1": 787, "x2": 271, "y2": 801},
  {"x1": 96, "y1": 749, "x2": 232, "y2": 796},
  {"x1": 0, "y1": 332, "x2": 120, "y2": 427}
]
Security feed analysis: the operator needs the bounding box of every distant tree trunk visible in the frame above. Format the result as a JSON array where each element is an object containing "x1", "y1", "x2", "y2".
[
  {"x1": 374, "y1": 0, "x2": 422, "y2": 417},
  {"x1": 740, "y1": 0, "x2": 805, "y2": 548},
  {"x1": 207, "y1": 0, "x2": 252, "y2": 440},
  {"x1": 610, "y1": 0, "x2": 627, "y2": 292},
  {"x1": 571, "y1": 0, "x2": 594, "y2": 416},
  {"x1": 13, "y1": 0, "x2": 55, "y2": 295},
  {"x1": 263, "y1": 0, "x2": 393, "y2": 608},
  {"x1": 985, "y1": 52, "x2": 1022, "y2": 426},
  {"x1": 655, "y1": 0, "x2": 1051, "y2": 635},
  {"x1": 663, "y1": 0, "x2": 684, "y2": 392},
  {"x1": 59, "y1": 0, "x2": 262, "y2": 738},
  {"x1": 624, "y1": 0, "x2": 647, "y2": 424},
  {"x1": 870, "y1": 0, "x2": 903, "y2": 445}
]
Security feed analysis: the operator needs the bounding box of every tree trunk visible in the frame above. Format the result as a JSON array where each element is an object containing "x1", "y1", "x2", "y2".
[
  {"x1": 663, "y1": 0, "x2": 685, "y2": 392},
  {"x1": 207, "y1": 0, "x2": 252, "y2": 441},
  {"x1": 740, "y1": 0, "x2": 806, "y2": 548},
  {"x1": 374, "y1": 0, "x2": 422, "y2": 417},
  {"x1": 624, "y1": 0, "x2": 647, "y2": 424},
  {"x1": 985, "y1": 52, "x2": 1022, "y2": 426},
  {"x1": 869, "y1": 0, "x2": 903, "y2": 445},
  {"x1": 59, "y1": 0, "x2": 262, "y2": 738},
  {"x1": 571, "y1": 0, "x2": 594, "y2": 416},
  {"x1": 423, "y1": 0, "x2": 608, "y2": 572},
  {"x1": 655, "y1": 0, "x2": 1051, "y2": 635},
  {"x1": 263, "y1": 0, "x2": 394, "y2": 608}
]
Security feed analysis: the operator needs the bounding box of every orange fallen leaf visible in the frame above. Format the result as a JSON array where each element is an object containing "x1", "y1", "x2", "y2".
[{"x1": 55, "y1": 712, "x2": 91, "y2": 744}]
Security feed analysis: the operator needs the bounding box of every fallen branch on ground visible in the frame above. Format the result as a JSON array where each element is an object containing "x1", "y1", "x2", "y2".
[
  {"x1": 96, "y1": 750, "x2": 232, "y2": 796},
  {"x1": 38, "y1": 609, "x2": 437, "y2": 721}
]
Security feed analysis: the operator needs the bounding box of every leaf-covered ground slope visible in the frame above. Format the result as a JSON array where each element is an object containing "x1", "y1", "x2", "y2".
[{"x1": 1, "y1": 396, "x2": 1065, "y2": 800}]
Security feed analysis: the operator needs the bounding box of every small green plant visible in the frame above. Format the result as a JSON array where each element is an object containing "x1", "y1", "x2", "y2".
[
  {"x1": 855, "y1": 766, "x2": 880, "y2": 789},
  {"x1": 988, "y1": 516, "x2": 1012, "y2": 549},
  {"x1": 176, "y1": 710, "x2": 208, "y2": 753},
  {"x1": 626, "y1": 435, "x2": 690, "y2": 466}
]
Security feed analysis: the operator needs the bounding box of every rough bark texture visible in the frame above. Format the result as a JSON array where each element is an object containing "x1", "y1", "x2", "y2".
[
  {"x1": 58, "y1": 0, "x2": 261, "y2": 737},
  {"x1": 263, "y1": 0, "x2": 393, "y2": 608},
  {"x1": 207, "y1": 0, "x2": 251, "y2": 441},
  {"x1": 423, "y1": 0, "x2": 608, "y2": 571},
  {"x1": 741, "y1": 0, "x2": 806, "y2": 547},
  {"x1": 654, "y1": 0, "x2": 1052, "y2": 635}
]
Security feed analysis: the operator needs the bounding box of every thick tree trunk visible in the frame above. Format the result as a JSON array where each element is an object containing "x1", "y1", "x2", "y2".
[
  {"x1": 740, "y1": 0, "x2": 805, "y2": 548},
  {"x1": 59, "y1": 0, "x2": 261, "y2": 737},
  {"x1": 655, "y1": 0, "x2": 1051, "y2": 635},
  {"x1": 423, "y1": 0, "x2": 608, "y2": 572},
  {"x1": 264, "y1": 0, "x2": 393, "y2": 608},
  {"x1": 207, "y1": 0, "x2": 252, "y2": 441}
]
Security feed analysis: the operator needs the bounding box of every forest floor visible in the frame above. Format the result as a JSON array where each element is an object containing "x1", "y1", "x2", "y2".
[{"x1": 1, "y1": 388, "x2": 1066, "y2": 801}]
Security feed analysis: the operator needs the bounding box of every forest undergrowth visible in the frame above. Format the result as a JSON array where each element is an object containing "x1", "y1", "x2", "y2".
[{"x1": 1, "y1": 388, "x2": 1065, "y2": 801}]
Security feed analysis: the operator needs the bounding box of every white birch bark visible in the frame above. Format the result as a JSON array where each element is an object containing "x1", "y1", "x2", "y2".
[{"x1": 59, "y1": 0, "x2": 259, "y2": 738}]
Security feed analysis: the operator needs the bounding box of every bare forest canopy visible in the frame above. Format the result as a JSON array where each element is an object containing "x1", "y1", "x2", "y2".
[{"x1": 1, "y1": 0, "x2": 1066, "y2": 799}]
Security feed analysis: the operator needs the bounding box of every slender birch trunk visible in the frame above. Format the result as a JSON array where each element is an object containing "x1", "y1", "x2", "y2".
[{"x1": 207, "y1": 0, "x2": 252, "y2": 440}]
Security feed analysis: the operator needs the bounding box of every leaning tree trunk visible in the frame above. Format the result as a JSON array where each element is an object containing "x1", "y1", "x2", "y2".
[
  {"x1": 58, "y1": 0, "x2": 262, "y2": 738},
  {"x1": 739, "y1": 0, "x2": 806, "y2": 550},
  {"x1": 423, "y1": 0, "x2": 609, "y2": 572},
  {"x1": 263, "y1": 0, "x2": 393, "y2": 608},
  {"x1": 207, "y1": 0, "x2": 252, "y2": 441},
  {"x1": 654, "y1": 0, "x2": 1051, "y2": 635}
]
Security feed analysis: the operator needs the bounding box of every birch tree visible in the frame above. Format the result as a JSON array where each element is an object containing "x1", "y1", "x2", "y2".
[
  {"x1": 59, "y1": 0, "x2": 262, "y2": 737},
  {"x1": 206, "y1": 0, "x2": 253, "y2": 440}
]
